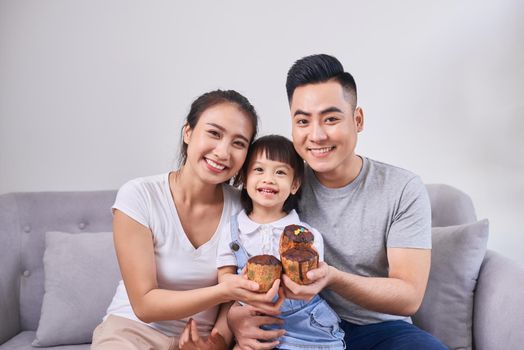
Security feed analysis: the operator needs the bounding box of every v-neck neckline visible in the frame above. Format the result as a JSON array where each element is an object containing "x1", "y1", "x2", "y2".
[{"x1": 165, "y1": 172, "x2": 228, "y2": 252}]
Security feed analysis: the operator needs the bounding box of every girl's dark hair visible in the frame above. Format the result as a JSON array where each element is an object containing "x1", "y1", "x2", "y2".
[
  {"x1": 178, "y1": 89, "x2": 259, "y2": 166},
  {"x1": 235, "y1": 135, "x2": 304, "y2": 215},
  {"x1": 286, "y1": 54, "x2": 357, "y2": 107}
]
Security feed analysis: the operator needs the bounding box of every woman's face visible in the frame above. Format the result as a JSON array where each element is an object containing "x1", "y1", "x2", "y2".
[{"x1": 183, "y1": 102, "x2": 254, "y2": 185}]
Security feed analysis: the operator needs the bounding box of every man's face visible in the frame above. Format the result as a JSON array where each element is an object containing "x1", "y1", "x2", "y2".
[{"x1": 290, "y1": 81, "x2": 363, "y2": 180}]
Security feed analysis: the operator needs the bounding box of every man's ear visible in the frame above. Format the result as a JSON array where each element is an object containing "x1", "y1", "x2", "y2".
[
  {"x1": 182, "y1": 123, "x2": 192, "y2": 144},
  {"x1": 354, "y1": 107, "x2": 364, "y2": 133},
  {"x1": 291, "y1": 179, "x2": 301, "y2": 195}
]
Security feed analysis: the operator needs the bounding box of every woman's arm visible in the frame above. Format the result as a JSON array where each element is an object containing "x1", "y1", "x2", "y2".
[
  {"x1": 113, "y1": 209, "x2": 229, "y2": 322},
  {"x1": 114, "y1": 210, "x2": 283, "y2": 322}
]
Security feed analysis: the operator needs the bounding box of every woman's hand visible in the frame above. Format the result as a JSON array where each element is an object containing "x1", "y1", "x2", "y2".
[
  {"x1": 227, "y1": 303, "x2": 285, "y2": 350},
  {"x1": 219, "y1": 271, "x2": 285, "y2": 315},
  {"x1": 179, "y1": 319, "x2": 228, "y2": 350},
  {"x1": 281, "y1": 261, "x2": 332, "y2": 301}
]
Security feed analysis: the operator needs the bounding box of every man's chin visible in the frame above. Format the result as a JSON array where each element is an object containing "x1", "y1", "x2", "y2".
[{"x1": 305, "y1": 160, "x2": 336, "y2": 174}]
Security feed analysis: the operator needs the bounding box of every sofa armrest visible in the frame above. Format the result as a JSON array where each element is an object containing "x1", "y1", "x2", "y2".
[
  {"x1": 0, "y1": 194, "x2": 22, "y2": 344},
  {"x1": 473, "y1": 250, "x2": 524, "y2": 350}
]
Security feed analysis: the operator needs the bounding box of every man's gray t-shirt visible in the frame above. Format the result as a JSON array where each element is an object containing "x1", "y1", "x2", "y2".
[{"x1": 299, "y1": 157, "x2": 431, "y2": 325}]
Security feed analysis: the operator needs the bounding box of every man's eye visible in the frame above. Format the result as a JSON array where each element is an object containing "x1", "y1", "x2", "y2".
[
  {"x1": 325, "y1": 116, "x2": 339, "y2": 123},
  {"x1": 296, "y1": 119, "x2": 308, "y2": 125}
]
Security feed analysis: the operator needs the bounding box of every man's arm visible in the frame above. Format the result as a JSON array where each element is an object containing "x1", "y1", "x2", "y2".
[
  {"x1": 283, "y1": 247, "x2": 431, "y2": 316},
  {"x1": 227, "y1": 302, "x2": 285, "y2": 350}
]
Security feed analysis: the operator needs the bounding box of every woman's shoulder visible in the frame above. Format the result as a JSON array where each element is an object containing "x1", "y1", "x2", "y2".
[
  {"x1": 117, "y1": 173, "x2": 169, "y2": 200},
  {"x1": 120, "y1": 173, "x2": 167, "y2": 188}
]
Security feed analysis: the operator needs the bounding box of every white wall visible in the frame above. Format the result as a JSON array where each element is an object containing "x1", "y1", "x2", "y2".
[{"x1": 1, "y1": 0, "x2": 523, "y2": 264}]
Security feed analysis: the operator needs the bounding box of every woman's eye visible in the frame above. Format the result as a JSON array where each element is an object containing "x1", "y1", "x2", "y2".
[
  {"x1": 233, "y1": 140, "x2": 247, "y2": 148},
  {"x1": 207, "y1": 130, "x2": 220, "y2": 138}
]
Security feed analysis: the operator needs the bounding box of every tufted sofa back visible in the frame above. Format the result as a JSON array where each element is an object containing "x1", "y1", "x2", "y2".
[{"x1": 0, "y1": 190, "x2": 116, "y2": 340}]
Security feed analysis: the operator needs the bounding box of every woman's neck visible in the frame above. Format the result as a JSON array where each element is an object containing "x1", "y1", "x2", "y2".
[
  {"x1": 248, "y1": 205, "x2": 287, "y2": 224},
  {"x1": 170, "y1": 167, "x2": 222, "y2": 206}
]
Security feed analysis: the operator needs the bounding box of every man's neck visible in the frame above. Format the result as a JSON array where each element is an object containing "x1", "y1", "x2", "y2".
[{"x1": 314, "y1": 155, "x2": 363, "y2": 188}]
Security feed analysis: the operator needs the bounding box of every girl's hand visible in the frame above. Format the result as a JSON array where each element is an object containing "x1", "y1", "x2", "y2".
[
  {"x1": 179, "y1": 319, "x2": 227, "y2": 350},
  {"x1": 219, "y1": 272, "x2": 284, "y2": 315}
]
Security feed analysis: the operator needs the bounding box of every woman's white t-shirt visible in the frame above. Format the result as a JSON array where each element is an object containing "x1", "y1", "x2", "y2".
[{"x1": 105, "y1": 173, "x2": 241, "y2": 338}]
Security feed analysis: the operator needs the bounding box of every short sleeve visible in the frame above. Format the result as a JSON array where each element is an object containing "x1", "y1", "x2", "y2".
[
  {"x1": 216, "y1": 215, "x2": 238, "y2": 269},
  {"x1": 112, "y1": 179, "x2": 150, "y2": 228},
  {"x1": 387, "y1": 176, "x2": 432, "y2": 249}
]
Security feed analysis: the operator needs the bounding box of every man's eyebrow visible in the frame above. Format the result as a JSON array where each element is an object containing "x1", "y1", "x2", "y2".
[
  {"x1": 206, "y1": 122, "x2": 250, "y2": 143},
  {"x1": 293, "y1": 109, "x2": 311, "y2": 117},
  {"x1": 320, "y1": 106, "x2": 343, "y2": 114},
  {"x1": 293, "y1": 106, "x2": 343, "y2": 117}
]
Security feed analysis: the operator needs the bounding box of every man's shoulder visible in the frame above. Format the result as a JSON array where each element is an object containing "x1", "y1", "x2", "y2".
[{"x1": 365, "y1": 157, "x2": 420, "y2": 185}]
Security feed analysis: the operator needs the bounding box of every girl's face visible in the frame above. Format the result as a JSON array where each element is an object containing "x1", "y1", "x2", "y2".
[
  {"x1": 183, "y1": 102, "x2": 254, "y2": 185},
  {"x1": 245, "y1": 152, "x2": 300, "y2": 215}
]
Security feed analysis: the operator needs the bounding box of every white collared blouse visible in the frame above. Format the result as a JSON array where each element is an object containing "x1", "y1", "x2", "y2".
[{"x1": 216, "y1": 209, "x2": 324, "y2": 268}]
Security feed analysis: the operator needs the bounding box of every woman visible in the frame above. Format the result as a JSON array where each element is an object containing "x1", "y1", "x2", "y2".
[{"x1": 92, "y1": 90, "x2": 282, "y2": 350}]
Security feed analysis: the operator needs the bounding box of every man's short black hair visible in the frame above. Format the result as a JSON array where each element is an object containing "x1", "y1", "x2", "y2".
[{"x1": 286, "y1": 54, "x2": 357, "y2": 107}]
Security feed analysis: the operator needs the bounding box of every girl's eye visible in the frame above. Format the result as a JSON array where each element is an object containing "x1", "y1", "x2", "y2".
[
  {"x1": 253, "y1": 167, "x2": 263, "y2": 172},
  {"x1": 276, "y1": 170, "x2": 287, "y2": 175}
]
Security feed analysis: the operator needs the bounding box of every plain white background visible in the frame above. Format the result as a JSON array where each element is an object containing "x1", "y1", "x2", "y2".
[{"x1": 1, "y1": 0, "x2": 523, "y2": 264}]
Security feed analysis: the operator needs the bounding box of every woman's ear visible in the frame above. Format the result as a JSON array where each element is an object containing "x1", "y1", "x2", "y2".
[
  {"x1": 182, "y1": 123, "x2": 192, "y2": 144},
  {"x1": 291, "y1": 179, "x2": 301, "y2": 195}
]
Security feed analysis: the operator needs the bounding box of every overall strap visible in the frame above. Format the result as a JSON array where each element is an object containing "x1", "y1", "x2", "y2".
[{"x1": 229, "y1": 214, "x2": 250, "y2": 274}]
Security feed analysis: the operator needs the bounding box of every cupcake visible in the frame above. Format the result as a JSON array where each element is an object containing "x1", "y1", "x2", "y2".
[
  {"x1": 279, "y1": 224, "x2": 315, "y2": 256},
  {"x1": 246, "y1": 255, "x2": 282, "y2": 292},
  {"x1": 281, "y1": 247, "x2": 319, "y2": 285}
]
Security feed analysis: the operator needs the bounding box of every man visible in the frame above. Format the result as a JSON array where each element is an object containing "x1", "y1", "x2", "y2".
[{"x1": 228, "y1": 54, "x2": 447, "y2": 350}]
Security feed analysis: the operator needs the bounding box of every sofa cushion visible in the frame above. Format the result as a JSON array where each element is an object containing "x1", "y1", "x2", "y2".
[
  {"x1": 32, "y1": 231, "x2": 120, "y2": 347},
  {"x1": 0, "y1": 331, "x2": 90, "y2": 350},
  {"x1": 413, "y1": 219, "x2": 489, "y2": 350}
]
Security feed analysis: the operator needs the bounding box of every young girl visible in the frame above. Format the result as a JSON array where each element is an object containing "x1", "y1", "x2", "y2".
[
  {"x1": 217, "y1": 135, "x2": 345, "y2": 350},
  {"x1": 92, "y1": 90, "x2": 282, "y2": 350}
]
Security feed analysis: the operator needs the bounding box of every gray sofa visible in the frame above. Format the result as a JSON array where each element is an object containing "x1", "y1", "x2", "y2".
[{"x1": 0, "y1": 185, "x2": 523, "y2": 349}]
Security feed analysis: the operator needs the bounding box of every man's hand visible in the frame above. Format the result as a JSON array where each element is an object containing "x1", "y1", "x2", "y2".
[
  {"x1": 227, "y1": 303, "x2": 285, "y2": 350},
  {"x1": 281, "y1": 261, "x2": 332, "y2": 301},
  {"x1": 179, "y1": 319, "x2": 227, "y2": 350}
]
